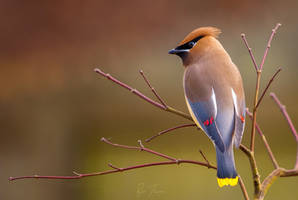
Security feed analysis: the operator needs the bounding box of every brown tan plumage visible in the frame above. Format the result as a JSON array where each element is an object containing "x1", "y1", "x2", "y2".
[{"x1": 169, "y1": 27, "x2": 245, "y2": 187}]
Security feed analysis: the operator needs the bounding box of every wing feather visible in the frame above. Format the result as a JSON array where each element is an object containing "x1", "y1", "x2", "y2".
[
  {"x1": 186, "y1": 88, "x2": 225, "y2": 152},
  {"x1": 231, "y1": 88, "x2": 246, "y2": 148}
]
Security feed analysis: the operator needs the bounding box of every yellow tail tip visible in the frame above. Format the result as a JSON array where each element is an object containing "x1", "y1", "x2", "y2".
[{"x1": 217, "y1": 176, "x2": 238, "y2": 187}]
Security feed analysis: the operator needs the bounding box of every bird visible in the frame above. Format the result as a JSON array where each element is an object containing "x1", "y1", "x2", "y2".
[{"x1": 168, "y1": 27, "x2": 245, "y2": 187}]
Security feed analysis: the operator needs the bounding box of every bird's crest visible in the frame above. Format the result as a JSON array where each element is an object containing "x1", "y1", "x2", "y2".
[{"x1": 179, "y1": 27, "x2": 221, "y2": 46}]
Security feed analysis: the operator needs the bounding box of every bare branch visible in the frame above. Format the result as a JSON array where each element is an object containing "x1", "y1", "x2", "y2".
[
  {"x1": 239, "y1": 144, "x2": 251, "y2": 157},
  {"x1": 145, "y1": 123, "x2": 197, "y2": 143},
  {"x1": 246, "y1": 109, "x2": 279, "y2": 169},
  {"x1": 256, "y1": 67, "x2": 282, "y2": 108},
  {"x1": 259, "y1": 23, "x2": 282, "y2": 71},
  {"x1": 259, "y1": 167, "x2": 298, "y2": 200},
  {"x1": 270, "y1": 93, "x2": 298, "y2": 169},
  {"x1": 250, "y1": 70, "x2": 261, "y2": 152},
  {"x1": 101, "y1": 137, "x2": 177, "y2": 161},
  {"x1": 239, "y1": 143, "x2": 261, "y2": 195},
  {"x1": 257, "y1": 93, "x2": 298, "y2": 199},
  {"x1": 241, "y1": 24, "x2": 282, "y2": 197},
  {"x1": 137, "y1": 139, "x2": 145, "y2": 150},
  {"x1": 94, "y1": 68, "x2": 193, "y2": 121},
  {"x1": 199, "y1": 150, "x2": 210, "y2": 168},
  {"x1": 241, "y1": 33, "x2": 259, "y2": 71},
  {"x1": 94, "y1": 68, "x2": 166, "y2": 110},
  {"x1": 258, "y1": 168, "x2": 282, "y2": 199},
  {"x1": 270, "y1": 93, "x2": 298, "y2": 141},
  {"x1": 108, "y1": 163, "x2": 123, "y2": 171},
  {"x1": 9, "y1": 138, "x2": 216, "y2": 181},
  {"x1": 238, "y1": 175, "x2": 250, "y2": 200},
  {"x1": 9, "y1": 160, "x2": 216, "y2": 181},
  {"x1": 72, "y1": 171, "x2": 81, "y2": 176},
  {"x1": 280, "y1": 168, "x2": 298, "y2": 177},
  {"x1": 139, "y1": 70, "x2": 167, "y2": 108}
]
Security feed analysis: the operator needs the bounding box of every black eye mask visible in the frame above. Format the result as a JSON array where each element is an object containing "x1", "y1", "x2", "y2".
[{"x1": 175, "y1": 35, "x2": 205, "y2": 50}]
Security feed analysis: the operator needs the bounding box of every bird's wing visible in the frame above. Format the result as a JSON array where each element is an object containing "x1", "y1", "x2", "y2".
[
  {"x1": 231, "y1": 89, "x2": 246, "y2": 148},
  {"x1": 185, "y1": 88, "x2": 226, "y2": 152}
]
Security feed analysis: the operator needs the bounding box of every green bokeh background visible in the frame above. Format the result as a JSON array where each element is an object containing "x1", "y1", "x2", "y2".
[{"x1": 2, "y1": 0, "x2": 298, "y2": 199}]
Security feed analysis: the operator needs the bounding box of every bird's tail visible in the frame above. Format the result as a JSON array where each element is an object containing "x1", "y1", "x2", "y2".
[{"x1": 215, "y1": 146, "x2": 238, "y2": 187}]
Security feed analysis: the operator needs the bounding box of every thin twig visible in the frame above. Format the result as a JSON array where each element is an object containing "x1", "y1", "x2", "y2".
[
  {"x1": 270, "y1": 93, "x2": 298, "y2": 141},
  {"x1": 199, "y1": 150, "x2": 210, "y2": 168},
  {"x1": 138, "y1": 139, "x2": 145, "y2": 150},
  {"x1": 270, "y1": 93, "x2": 298, "y2": 169},
  {"x1": 9, "y1": 138, "x2": 216, "y2": 181},
  {"x1": 259, "y1": 167, "x2": 298, "y2": 199},
  {"x1": 94, "y1": 68, "x2": 193, "y2": 121},
  {"x1": 94, "y1": 68, "x2": 166, "y2": 110},
  {"x1": 241, "y1": 33, "x2": 259, "y2": 71},
  {"x1": 108, "y1": 163, "x2": 123, "y2": 171},
  {"x1": 239, "y1": 144, "x2": 251, "y2": 157},
  {"x1": 254, "y1": 93, "x2": 298, "y2": 199},
  {"x1": 139, "y1": 70, "x2": 167, "y2": 108},
  {"x1": 258, "y1": 167, "x2": 298, "y2": 199},
  {"x1": 145, "y1": 123, "x2": 197, "y2": 143},
  {"x1": 258, "y1": 168, "x2": 282, "y2": 200},
  {"x1": 246, "y1": 109, "x2": 279, "y2": 169},
  {"x1": 9, "y1": 160, "x2": 216, "y2": 181},
  {"x1": 239, "y1": 143, "x2": 261, "y2": 192},
  {"x1": 241, "y1": 24, "x2": 281, "y2": 197},
  {"x1": 250, "y1": 70, "x2": 261, "y2": 152},
  {"x1": 101, "y1": 137, "x2": 177, "y2": 161},
  {"x1": 280, "y1": 168, "x2": 298, "y2": 177},
  {"x1": 256, "y1": 67, "x2": 282, "y2": 108},
  {"x1": 72, "y1": 171, "x2": 81, "y2": 176},
  {"x1": 238, "y1": 175, "x2": 250, "y2": 200},
  {"x1": 239, "y1": 142, "x2": 261, "y2": 195},
  {"x1": 259, "y1": 23, "x2": 282, "y2": 71}
]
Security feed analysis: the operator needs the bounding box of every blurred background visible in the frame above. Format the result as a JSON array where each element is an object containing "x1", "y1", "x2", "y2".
[{"x1": 2, "y1": 0, "x2": 298, "y2": 199}]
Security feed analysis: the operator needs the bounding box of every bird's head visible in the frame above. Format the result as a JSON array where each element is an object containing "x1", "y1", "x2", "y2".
[{"x1": 169, "y1": 27, "x2": 221, "y2": 66}]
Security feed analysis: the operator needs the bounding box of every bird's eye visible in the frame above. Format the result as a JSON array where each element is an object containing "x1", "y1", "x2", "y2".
[
  {"x1": 175, "y1": 39, "x2": 199, "y2": 51},
  {"x1": 188, "y1": 41, "x2": 195, "y2": 48}
]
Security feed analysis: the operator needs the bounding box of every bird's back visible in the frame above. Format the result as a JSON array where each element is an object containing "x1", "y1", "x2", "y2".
[{"x1": 183, "y1": 37, "x2": 245, "y2": 146}]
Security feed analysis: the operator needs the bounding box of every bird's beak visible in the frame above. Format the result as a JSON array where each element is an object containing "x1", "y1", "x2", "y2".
[{"x1": 168, "y1": 48, "x2": 189, "y2": 54}]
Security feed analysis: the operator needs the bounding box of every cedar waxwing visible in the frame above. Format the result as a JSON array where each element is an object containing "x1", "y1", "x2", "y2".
[{"x1": 169, "y1": 27, "x2": 245, "y2": 187}]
